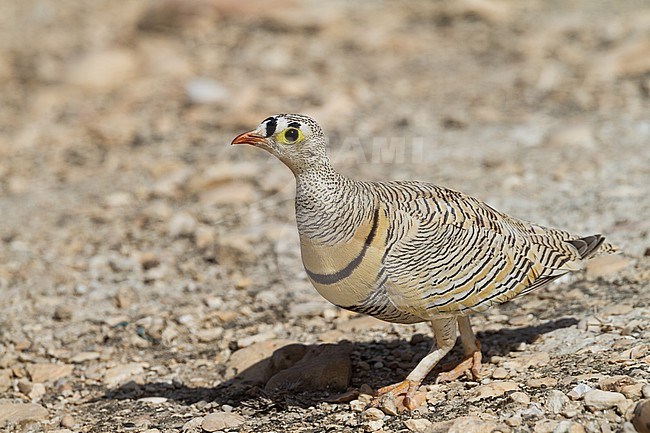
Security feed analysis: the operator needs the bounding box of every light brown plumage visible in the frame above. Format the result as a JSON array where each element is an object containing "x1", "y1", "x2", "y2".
[{"x1": 232, "y1": 113, "x2": 616, "y2": 410}]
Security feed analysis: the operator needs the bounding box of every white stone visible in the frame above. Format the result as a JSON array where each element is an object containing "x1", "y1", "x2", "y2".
[
  {"x1": 583, "y1": 389, "x2": 626, "y2": 410},
  {"x1": 546, "y1": 389, "x2": 569, "y2": 414},
  {"x1": 404, "y1": 418, "x2": 433, "y2": 432},
  {"x1": 201, "y1": 412, "x2": 245, "y2": 432}
]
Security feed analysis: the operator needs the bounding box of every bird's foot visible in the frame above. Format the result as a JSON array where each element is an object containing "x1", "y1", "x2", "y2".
[
  {"x1": 371, "y1": 379, "x2": 423, "y2": 411},
  {"x1": 436, "y1": 350, "x2": 482, "y2": 383}
]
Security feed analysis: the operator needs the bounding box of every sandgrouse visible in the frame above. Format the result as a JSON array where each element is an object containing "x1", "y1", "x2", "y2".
[{"x1": 231, "y1": 114, "x2": 615, "y2": 410}]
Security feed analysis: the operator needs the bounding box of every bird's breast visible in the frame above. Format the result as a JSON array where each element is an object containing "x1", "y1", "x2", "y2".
[{"x1": 298, "y1": 207, "x2": 389, "y2": 307}]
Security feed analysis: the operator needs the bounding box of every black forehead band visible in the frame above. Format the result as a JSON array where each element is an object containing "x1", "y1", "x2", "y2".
[
  {"x1": 264, "y1": 117, "x2": 277, "y2": 137},
  {"x1": 288, "y1": 121, "x2": 301, "y2": 128}
]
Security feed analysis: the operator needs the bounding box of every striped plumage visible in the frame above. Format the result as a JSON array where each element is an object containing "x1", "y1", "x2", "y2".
[{"x1": 232, "y1": 114, "x2": 616, "y2": 410}]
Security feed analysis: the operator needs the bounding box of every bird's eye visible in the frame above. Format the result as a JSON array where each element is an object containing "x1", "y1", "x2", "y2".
[{"x1": 280, "y1": 127, "x2": 303, "y2": 144}]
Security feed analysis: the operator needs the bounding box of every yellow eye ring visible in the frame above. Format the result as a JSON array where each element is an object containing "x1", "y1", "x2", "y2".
[{"x1": 278, "y1": 127, "x2": 303, "y2": 144}]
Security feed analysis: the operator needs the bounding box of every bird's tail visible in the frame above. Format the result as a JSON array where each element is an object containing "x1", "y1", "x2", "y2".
[{"x1": 566, "y1": 234, "x2": 618, "y2": 259}]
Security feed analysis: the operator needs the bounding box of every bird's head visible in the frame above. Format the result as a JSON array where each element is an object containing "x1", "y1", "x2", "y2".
[{"x1": 231, "y1": 114, "x2": 328, "y2": 175}]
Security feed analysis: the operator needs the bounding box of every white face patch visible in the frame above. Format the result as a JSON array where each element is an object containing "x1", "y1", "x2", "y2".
[{"x1": 257, "y1": 115, "x2": 312, "y2": 140}]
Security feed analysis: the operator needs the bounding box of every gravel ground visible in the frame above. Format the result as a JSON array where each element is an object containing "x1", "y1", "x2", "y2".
[{"x1": 1, "y1": 0, "x2": 649, "y2": 432}]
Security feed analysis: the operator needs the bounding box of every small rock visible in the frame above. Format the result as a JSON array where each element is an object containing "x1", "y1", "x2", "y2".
[
  {"x1": 534, "y1": 419, "x2": 558, "y2": 433},
  {"x1": 168, "y1": 212, "x2": 197, "y2": 237},
  {"x1": 201, "y1": 412, "x2": 245, "y2": 432},
  {"x1": 492, "y1": 367, "x2": 508, "y2": 379},
  {"x1": 362, "y1": 408, "x2": 384, "y2": 421},
  {"x1": 568, "y1": 383, "x2": 592, "y2": 400},
  {"x1": 53, "y1": 305, "x2": 74, "y2": 321},
  {"x1": 0, "y1": 369, "x2": 12, "y2": 392},
  {"x1": 378, "y1": 395, "x2": 399, "y2": 416},
  {"x1": 289, "y1": 301, "x2": 332, "y2": 317},
  {"x1": 506, "y1": 414, "x2": 522, "y2": 427},
  {"x1": 195, "y1": 327, "x2": 224, "y2": 342},
  {"x1": 568, "y1": 423, "x2": 586, "y2": 433},
  {"x1": 503, "y1": 352, "x2": 550, "y2": 371},
  {"x1": 265, "y1": 344, "x2": 352, "y2": 393},
  {"x1": 510, "y1": 391, "x2": 531, "y2": 405},
  {"x1": 70, "y1": 351, "x2": 101, "y2": 363},
  {"x1": 137, "y1": 397, "x2": 168, "y2": 404},
  {"x1": 404, "y1": 418, "x2": 433, "y2": 432},
  {"x1": 632, "y1": 399, "x2": 650, "y2": 433},
  {"x1": 237, "y1": 330, "x2": 277, "y2": 348},
  {"x1": 642, "y1": 385, "x2": 650, "y2": 399},
  {"x1": 367, "y1": 419, "x2": 384, "y2": 431},
  {"x1": 225, "y1": 339, "x2": 302, "y2": 384},
  {"x1": 103, "y1": 362, "x2": 147, "y2": 387},
  {"x1": 185, "y1": 77, "x2": 230, "y2": 105},
  {"x1": 527, "y1": 376, "x2": 557, "y2": 388},
  {"x1": 181, "y1": 417, "x2": 203, "y2": 431},
  {"x1": 0, "y1": 403, "x2": 48, "y2": 424},
  {"x1": 26, "y1": 363, "x2": 74, "y2": 382},
  {"x1": 60, "y1": 414, "x2": 75, "y2": 428},
  {"x1": 446, "y1": 415, "x2": 498, "y2": 433},
  {"x1": 584, "y1": 389, "x2": 626, "y2": 410},
  {"x1": 546, "y1": 390, "x2": 569, "y2": 414},
  {"x1": 468, "y1": 380, "x2": 518, "y2": 401},
  {"x1": 350, "y1": 399, "x2": 366, "y2": 412}
]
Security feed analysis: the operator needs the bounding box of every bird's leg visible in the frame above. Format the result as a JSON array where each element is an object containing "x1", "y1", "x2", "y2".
[
  {"x1": 436, "y1": 315, "x2": 482, "y2": 382},
  {"x1": 373, "y1": 317, "x2": 458, "y2": 411}
]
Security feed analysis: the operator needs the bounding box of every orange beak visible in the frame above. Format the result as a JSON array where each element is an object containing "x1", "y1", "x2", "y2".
[{"x1": 231, "y1": 130, "x2": 266, "y2": 146}]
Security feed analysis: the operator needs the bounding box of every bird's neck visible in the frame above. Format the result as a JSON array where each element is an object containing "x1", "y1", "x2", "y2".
[
  {"x1": 295, "y1": 162, "x2": 347, "y2": 203},
  {"x1": 295, "y1": 164, "x2": 348, "y2": 231}
]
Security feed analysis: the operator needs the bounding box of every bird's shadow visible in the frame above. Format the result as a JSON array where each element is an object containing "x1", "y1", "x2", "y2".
[{"x1": 103, "y1": 317, "x2": 577, "y2": 410}]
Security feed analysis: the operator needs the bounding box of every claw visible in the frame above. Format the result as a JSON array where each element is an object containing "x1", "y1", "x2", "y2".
[
  {"x1": 436, "y1": 350, "x2": 482, "y2": 383},
  {"x1": 370, "y1": 379, "x2": 422, "y2": 412}
]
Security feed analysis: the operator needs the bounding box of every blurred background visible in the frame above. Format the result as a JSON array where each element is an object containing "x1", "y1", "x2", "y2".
[{"x1": 0, "y1": 0, "x2": 649, "y2": 430}]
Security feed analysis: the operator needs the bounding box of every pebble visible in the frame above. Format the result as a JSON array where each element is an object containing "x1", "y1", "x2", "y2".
[
  {"x1": 527, "y1": 376, "x2": 557, "y2": 388},
  {"x1": 468, "y1": 380, "x2": 518, "y2": 401},
  {"x1": 366, "y1": 419, "x2": 384, "y2": 431},
  {"x1": 503, "y1": 352, "x2": 550, "y2": 371},
  {"x1": 632, "y1": 400, "x2": 650, "y2": 433},
  {"x1": 181, "y1": 417, "x2": 203, "y2": 431},
  {"x1": 70, "y1": 351, "x2": 101, "y2": 363},
  {"x1": 264, "y1": 343, "x2": 352, "y2": 393},
  {"x1": 568, "y1": 383, "x2": 592, "y2": 400},
  {"x1": 534, "y1": 419, "x2": 558, "y2": 433},
  {"x1": 137, "y1": 397, "x2": 168, "y2": 404},
  {"x1": 237, "y1": 330, "x2": 280, "y2": 349},
  {"x1": 0, "y1": 369, "x2": 11, "y2": 392},
  {"x1": 510, "y1": 391, "x2": 531, "y2": 405},
  {"x1": 225, "y1": 339, "x2": 302, "y2": 384},
  {"x1": 0, "y1": 403, "x2": 48, "y2": 424},
  {"x1": 492, "y1": 367, "x2": 508, "y2": 379},
  {"x1": 404, "y1": 418, "x2": 433, "y2": 432},
  {"x1": 103, "y1": 362, "x2": 147, "y2": 387},
  {"x1": 643, "y1": 385, "x2": 650, "y2": 399},
  {"x1": 185, "y1": 77, "x2": 230, "y2": 104},
  {"x1": 60, "y1": 414, "x2": 75, "y2": 428},
  {"x1": 350, "y1": 399, "x2": 366, "y2": 412},
  {"x1": 201, "y1": 412, "x2": 245, "y2": 432},
  {"x1": 27, "y1": 363, "x2": 74, "y2": 382},
  {"x1": 583, "y1": 389, "x2": 626, "y2": 410},
  {"x1": 53, "y1": 305, "x2": 74, "y2": 321},
  {"x1": 362, "y1": 408, "x2": 385, "y2": 421},
  {"x1": 546, "y1": 389, "x2": 569, "y2": 414},
  {"x1": 167, "y1": 212, "x2": 197, "y2": 237},
  {"x1": 378, "y1": 395, "x2": 399, "y2": 415}
]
